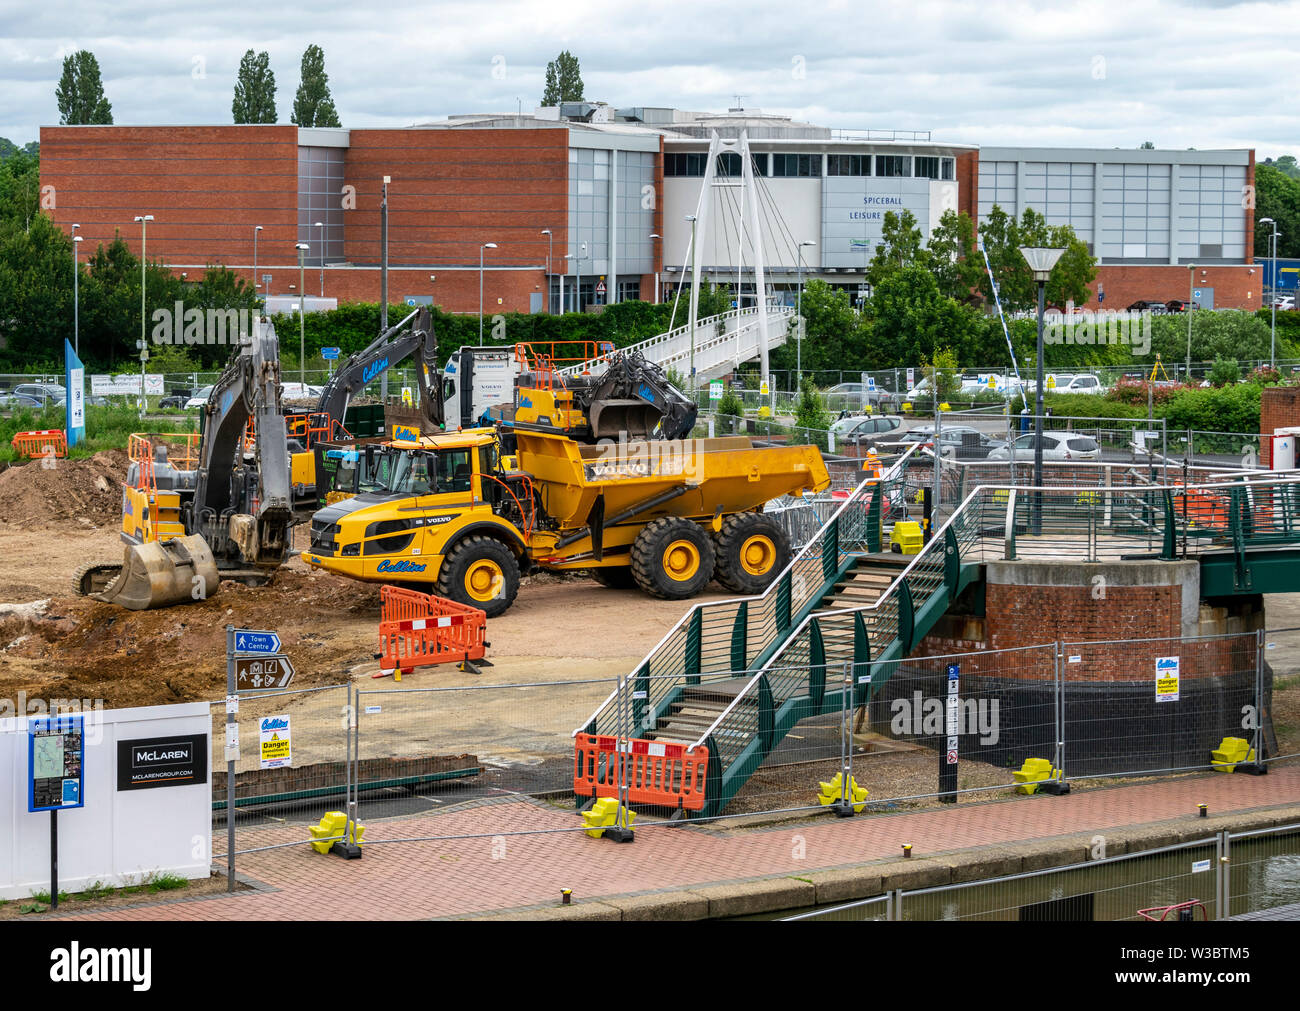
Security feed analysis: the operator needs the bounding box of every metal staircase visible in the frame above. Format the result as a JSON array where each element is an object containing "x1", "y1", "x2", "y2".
[
  {"x1": 558, "y1": 305, "x2": 796, "y2": 383},
  {"x1": 576, "y1": 455, "x2": 1300, "y2": 818}
]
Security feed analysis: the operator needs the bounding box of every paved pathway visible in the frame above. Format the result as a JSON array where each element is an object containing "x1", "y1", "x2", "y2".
[{"x1": 60, "y1": 767, "x2": 1300, "y2": 920}]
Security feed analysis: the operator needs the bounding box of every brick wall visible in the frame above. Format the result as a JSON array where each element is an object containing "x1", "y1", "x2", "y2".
[
  {"x1": 1084, "y1": 263, "x2": 1261, "y2": 311},
  {"x1": 40, "y1": 125, "x2": 300, "y2": 267},
  {"x1": 1260, "y1": 385, "x2": 1300, "y2": 465}
]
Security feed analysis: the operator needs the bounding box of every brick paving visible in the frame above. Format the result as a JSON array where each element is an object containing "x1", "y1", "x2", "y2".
[{"x1": 58, "y1": 767, "x2": 1300, "y2": 920}]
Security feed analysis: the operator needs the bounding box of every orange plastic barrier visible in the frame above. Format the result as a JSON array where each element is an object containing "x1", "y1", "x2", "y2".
[
  {"x1": 376, "y1": 585, "x2": 487, "y2": 677},
  {"x1": 1174, "y1": 487, "x2": 1229, "y2": 531},
  {"x1": 573, "y1": 733, "x2": 708, "y2": 812},
  {"x1": 11, "y1": 429, "x2": 67, "y2": 459}
]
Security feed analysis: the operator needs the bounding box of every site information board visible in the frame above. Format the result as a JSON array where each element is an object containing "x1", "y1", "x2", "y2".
[{"x1": 28, "y1": 715, "x2": 85, "y2": 812}]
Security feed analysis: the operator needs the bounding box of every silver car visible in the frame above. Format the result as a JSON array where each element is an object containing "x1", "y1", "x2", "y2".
[{"x1": 987, "y1": 431, "x2": 1101, "y2": 462}]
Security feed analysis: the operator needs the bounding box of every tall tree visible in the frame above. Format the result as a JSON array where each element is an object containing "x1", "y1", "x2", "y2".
[
  {"x1": 233, "y1": 50, "x2": 277, "y2": 124},
  {"x1": 976, "y1": 205, "x2": 1096, "y2": 312},
  {"x1": 55, "y1": 50, "x2": 113, "y2": 125},
  {"x1": 290, "y1": 45, "x2": 341, "y2": 128},
  {"x1": 865, "y1": 209, "x2": 926, "y2": 289},
  {"x1": 1255, "y1": 163, "x2": 1300, "y2": 259},
  {"x1": 541, "y1": 51, "x2": 584, "y2": 105},
  {"x1": 925, "y1": 209, "x2": 983, "y2": 303}
]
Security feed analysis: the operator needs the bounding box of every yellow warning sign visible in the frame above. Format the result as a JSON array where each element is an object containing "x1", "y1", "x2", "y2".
[
  {"x1": 1155, "y1": 656, "x2": 1180, "y2": 703},
  {"x1": 259, "y1": 715, "x2": 292, "y2": 769}
]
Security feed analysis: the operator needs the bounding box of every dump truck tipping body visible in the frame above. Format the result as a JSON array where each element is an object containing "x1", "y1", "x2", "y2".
[{"x1": 514, "y1": 430, "x2": 829, "y2": 550}]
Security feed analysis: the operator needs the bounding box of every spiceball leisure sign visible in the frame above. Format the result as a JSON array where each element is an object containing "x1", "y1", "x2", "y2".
[{"x1": 116, "y1": 734, "x2": 209, "y2": 791}]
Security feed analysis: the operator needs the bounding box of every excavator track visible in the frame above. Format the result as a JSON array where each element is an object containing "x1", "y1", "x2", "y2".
[{"x1": 72, "y1": 562, "x2": 126, "y2": 597}]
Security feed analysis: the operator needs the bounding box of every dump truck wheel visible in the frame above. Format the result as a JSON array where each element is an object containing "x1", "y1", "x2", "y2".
[
  {"x1": 631, "y1": 517, "x2": 715, "y2": 600},
  {"x1": 437, "y1": 535, "x2": 520, "y2": 618},
  {"x1": 589, "y1": 566, "x2": 638, "y2": 589},
  {"x1": 713, "y1": 512, "x2": 790, "y2": 595}
]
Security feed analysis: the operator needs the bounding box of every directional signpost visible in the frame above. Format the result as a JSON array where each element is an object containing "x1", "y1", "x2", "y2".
[
  {"x1": 235, "y1": 654, "x2": 296, "y2": 692},
  {"x1": 941, "y1": 664, "x2": 959, "y2": 804},
  {"x1": 225, "y1": 627, "x2": 291, "y2": 890}
]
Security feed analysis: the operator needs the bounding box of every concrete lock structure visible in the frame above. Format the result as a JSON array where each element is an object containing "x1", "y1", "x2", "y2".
[
  {"x1": 38, "y1": 103, "x2": 1260, "y2": 314},
  {"x1": 870, "y1": 560, "x2": 1266, "y2": 777}
]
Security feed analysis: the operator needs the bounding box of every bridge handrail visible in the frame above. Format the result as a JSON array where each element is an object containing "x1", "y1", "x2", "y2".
[{"x1": 557, "y1": 305, "x2": 794, "y2": 376}]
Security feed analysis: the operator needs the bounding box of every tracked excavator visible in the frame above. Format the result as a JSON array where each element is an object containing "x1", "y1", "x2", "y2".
[{"x1": 74, "y1": 319, "x2": 296, "y2": 609}]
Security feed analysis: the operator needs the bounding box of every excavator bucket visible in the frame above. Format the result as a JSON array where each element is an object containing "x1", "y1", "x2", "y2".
[
  {"x1": 587, "y1": 399, "x2": 665, "y2": 441},
  {"x1": 93, "y1": 534, "x2": 220, "y2": 610}
]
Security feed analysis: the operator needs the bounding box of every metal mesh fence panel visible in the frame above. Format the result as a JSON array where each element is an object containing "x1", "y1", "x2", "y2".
[
  {"x1": 1263, "y1": 626, "x2": 1300, "y2": 762},
  {"x1": 210, "y1": 683, "x2": 349, "y2": 853},
  {"x1": 353, "y1": 677, "x2": 617, "y2": 831},
  {"x1": 781, "y1": 894, "x2": 890, "y2": 922},
  {"x1": 1061, "y1": 633, "x2": 1259, "y2": 779},
  {"x1": 1226, "y1": 824, "x2": 1300, "y2": 918}
]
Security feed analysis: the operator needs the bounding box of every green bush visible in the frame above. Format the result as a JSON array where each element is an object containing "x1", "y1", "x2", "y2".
[
  {"x1": 715, "y1": 388, "x2": 743, "y2": 418},
  {"x1": 1208, "y1": 357, "x2": 1242, "y2": 387},
  {"x1": 1161, "y1": 383, "x2": 1262, "y2": 435}
]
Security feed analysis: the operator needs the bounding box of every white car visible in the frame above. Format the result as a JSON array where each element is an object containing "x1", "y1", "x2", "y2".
[
  {"x1": 1051, "y1": 374, "x2": 1106, "y2": 395},
  {"x1": 1271, "y1": 295, "x2": 1295, "y2": 311},
  {"x1": 281, "y1": 383, "x2": 324, "y2": 402},
  {"x1": 987, "y1": 431, "x2": 1101, "y2": 462},
  {"x1": 184, "y1": 385, "x2": 214, "y2": 409}
]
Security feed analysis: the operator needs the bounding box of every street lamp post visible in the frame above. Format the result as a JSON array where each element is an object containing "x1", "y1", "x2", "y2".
[
  {"x1": 1019, "y1": 246, "x2": 1066, "y2": 535},
  {"x1": 71, "y1": 224, "x2": 81, "y2": 356},
  {"x1": 1187, "y1": 264, "x2": 1196, "y2": 379},
  {"x1": 479, "y1": 242, "x2": 498, "y2": 342},
  {"x1": 253, "y1": 224, "x2": 263, "y2": 298},
  {"x1": 575, "y1": 241, "x2": 587, "y2": 314},
  {"x1": 133, "y1": 215, "x2": 154, "y2": 419},
  {"x1": 296, "y1": 242, "x2": 310, "y2": 386},
  {"x1": 315, "y1": 221, "x2": 325, "y2": 296},
  {"x1": 796, "y1": 240, "x2": 816, "y2": 384},
  {"x1": 380, "y1": 175, "x2": 391, "y2": 402},
  {"x1": 541, "y1": 229, "x2": 553, "y2": 313},
  {"x1": 686, "y1": 215, "x2": 697, "y2": 392},
  {"x1": 1261, "y1": 218, "x2": 1280, "y2": 367},
  {"x1": 649, "y1": 233, "x2": 662, "y2": 304}
]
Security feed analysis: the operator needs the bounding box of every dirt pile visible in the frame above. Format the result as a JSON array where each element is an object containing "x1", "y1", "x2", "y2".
[
  {"x1": 0, "y1": 450, "x2": 129, "y2": 530},
  {"x1": 0, "y1": 566, "x2": 382, "y2": 708}
]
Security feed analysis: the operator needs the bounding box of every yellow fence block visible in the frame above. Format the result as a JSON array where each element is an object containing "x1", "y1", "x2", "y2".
[
  {"x1": 309, "y1": 811, "x2": 365, "y2": 853},
  {"x1": 1211, "y1": 737, "x2": 1255, "y2": 772},
  {"x1": 817, "y1": 772, "x2": 869, "y2": 813},
  {"x1": 581, "y1": 797, "x2": 636, "y2": 838},
  {"x1": 1013, "y1": 758, "x2": 1061, "y2": 795}
]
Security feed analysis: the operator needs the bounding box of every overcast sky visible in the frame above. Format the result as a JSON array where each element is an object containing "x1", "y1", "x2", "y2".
[{"x1": 2, "y1": 0, "x2": 1297, "y2": 157}]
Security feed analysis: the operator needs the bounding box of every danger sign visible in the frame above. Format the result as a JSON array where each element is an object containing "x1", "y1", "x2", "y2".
[
  {"x1": 595, "y1": 281, "x2": 606, "y2": 293},
  {"x1": 946, "y1": 749, "x2": 958, "y2": 765},
  {"x1": 259, "y1": 715, "x2": 292, "y2": 769},
  {"x1": 1155, "y1": 656, "x2": 1181, "y2": 703}
]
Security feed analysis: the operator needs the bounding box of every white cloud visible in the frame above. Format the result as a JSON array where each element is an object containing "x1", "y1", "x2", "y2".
[{"x1": 2, "y1": 0, "x2": 1296, "y2": 158}]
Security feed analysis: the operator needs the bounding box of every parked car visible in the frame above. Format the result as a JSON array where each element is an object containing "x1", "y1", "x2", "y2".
[
  {"x1": 987, "y1": 431, "x2": 1101, "y2": 462},
  {"x1": 1127, "y1": 300, "x2": 1169, "y2": 314},
  {"x1": 1271, "y1": 295, "x2": 1296, "y2": 311},
  {"x1": 823, "y1": 381, "x2": 893, "y2": 412},
  {"x1": 11, "y1": 383, "x2": 65, "y2": 406},
  {"x1": 0, "y1": 392, "x2": 42, "y2": 410},
  {"x1": 160, "y1": 389, "x2": 196, "y2": 409},
  {"x1": 899, "y1": 424, "x2": 1006, "y2": 461},
  {"x1": 828, "y1": 414, "x2": 904, "y2": 451},
  {"x1": 1052, "y1": 374, "x2": 1106, "y2": 395},
  {"x1": 184, "y1": 385, "x2": 215, "y2": 409},
  {"x1": 280, "y1": 382, "x2": 325, "y2": 403}
]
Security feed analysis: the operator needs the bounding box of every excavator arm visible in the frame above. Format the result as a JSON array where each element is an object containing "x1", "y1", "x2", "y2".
[{"x1": 315, "y1": 306, "x2": 443, "y2": 434}]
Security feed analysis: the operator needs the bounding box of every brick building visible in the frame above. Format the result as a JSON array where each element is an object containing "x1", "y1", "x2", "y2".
[{"x1": 39, "y1": 107, "x2": 1258, "y2": 316}]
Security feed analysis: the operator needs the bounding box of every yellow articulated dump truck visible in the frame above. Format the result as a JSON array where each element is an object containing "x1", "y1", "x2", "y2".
[{"x1": 302, "y1": 427, "x2": 830, "y2": 617}]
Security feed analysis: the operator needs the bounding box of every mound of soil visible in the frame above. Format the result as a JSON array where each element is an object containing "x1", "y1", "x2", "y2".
[
  {"x1": 0, "y1": 567, "x2": 382, "y2": 709},
  {"x1": 0, "y1": 450, "x2": 128, "y2": 530}
]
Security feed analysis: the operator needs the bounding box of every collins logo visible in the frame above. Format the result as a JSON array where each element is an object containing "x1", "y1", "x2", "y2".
[
  {"x1": 394, "y1": 425, "x2": 419, "y2": 441},
  {"x1": 377, "y1": 559, "x2": 427, "y2": 573},
  {"x1": 260, "y1": 717, "x2": 290, "y2": 732},
  {"x1": 363, "y1": 357, "x2": 389, "y2": 383}
]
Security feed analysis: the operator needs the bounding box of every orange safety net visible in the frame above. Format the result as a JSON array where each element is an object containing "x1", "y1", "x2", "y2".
[{"x1": 573, "y1": 733, "x2": 708, "y2": 812}]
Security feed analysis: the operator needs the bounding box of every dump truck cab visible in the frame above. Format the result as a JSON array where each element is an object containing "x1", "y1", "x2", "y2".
[{"x1": 304, "y1": 429, "x2": 532, "y2": 614}]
